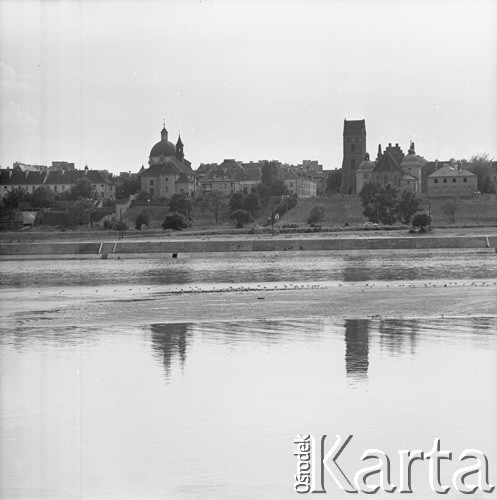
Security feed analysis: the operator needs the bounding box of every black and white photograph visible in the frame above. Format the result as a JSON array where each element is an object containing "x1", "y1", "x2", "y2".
[{"x1": 0, "y1": 0, "x2": 496, "y2": 498}]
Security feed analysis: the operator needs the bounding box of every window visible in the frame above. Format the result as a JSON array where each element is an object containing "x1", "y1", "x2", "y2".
[
  {"x1": 54, "y1": 185, "x2": 58, "y2": 191},
  {"x1": 351, "y1": 144, "x2": 356, "y2": 152},
  {"x1": 351, "y1": 159, "x2": 356, "y2": 169},
  {"x1": 434, "y1": 179, "x2": 438, "y2": 184},
  {"x1": 452, "y1": 178, "x2": 456, "y2": 183},
  {"x1": 150, "y1": 180, "x2": 154, "y2": 186},
  {"x1": 443, "y1": 178, "x2": 447, "y2": 183},
  {"x1": 463, "y1": 178, "x2": 467, "y2": 183}
]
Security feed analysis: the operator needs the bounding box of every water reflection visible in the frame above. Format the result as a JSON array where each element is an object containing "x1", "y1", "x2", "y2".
[
  {"x1": 149, "y1": 323, "x2": 192, "y2": 378},
  {"x1": 344, "y1": 319, "x2": 369, "y2": 381},
  {"x1": 377, "y1": 319, "x2": 418, "y2": 356},
  {"x1": 146, "y1": 317, "x2": 497, "y2": 383}
]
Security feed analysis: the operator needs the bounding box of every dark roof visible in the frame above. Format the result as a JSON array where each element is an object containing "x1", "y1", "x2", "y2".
[
  {"x1": 0, "y1": 169, "x2": 25, "y2": 185},
  {"x1": 373, "y1": 151, "x2": 402, "y2": 172},
  {"x1": 343, "y1": 119, "x2": 366, "y2": 136},
  {"x1": 44, "y1": 169, "x2": 112, "y2": 185},
  {"x1": 204, "y1": 160, "x2": 245, "y2": 181},
  {"x1": 0, "y1": 169, "x2": 47, "y2": 185},
  {"x1": 150, "y1": 139, "x2": 177, "y2": 157},
  {"x1": 429, "y1": 165, "x2": 476, "y2": 178},
  {"x1": 25, "y1": 172, "x2": 47, "y2": 185},
  {"x1": 0, "y1": 168, "x2": 113, "y2": 186}
]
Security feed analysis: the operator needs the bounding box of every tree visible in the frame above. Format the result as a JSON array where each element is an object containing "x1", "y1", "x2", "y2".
[
  {"x1": 229, "y1": 192, "x2": 245, "y2": 211},
  {"x1": 307, "y1": 204, "x2": 325, "y2": 224},
  {"x1": 201, "y1": 191, "x2": 226, "y2": 223},
  {"x1": 135, "y1": 210, "x2": 151, "y2": 229},
  {"x1": 359, "y1": 182, "x2": 399, "y2": 225},
  {"x1": 441, "y1": 197, "x2": 460, "y2": 224},
  {"x1": 480, "y1": 175, "x2": 496, "y2": 194},
  {"x1": 466, "y1": 153, "x2": 494, "y2": 193},
  {"x1": 252, "y1": 182, "x2": 272, "y2": 201},
  {"x1": 231, "y1": 209, "x2": 254, "y2": 228},
  {"x1": 3, "y1": 187, "x2": 30, "y2": 208},
  {"x1": 270, "y1": 178, "x2": 289, "y2": 196},
  {"x1": 135, "y1": 190, "x2": 150, "y2": 201},
  {"x1": 70, "y1": 178, "x2": 96, "y2": 200},
  {"x1": 397, "y1": 190, "x2": 422, "y2": 225},
  {"x1": 31, "y1": 186, "x2": 56, "y2": 208},
  {"x1": 242, "y1": 192, "x2": 262, "y2": 213},
  {"x1": 169, "y1": 193, "x2": 192, "y2": 217},
  {"x1": 69, "y1": 197, "x2": 95, "y2": 227},
  {"x1": 261, "y1": 161, "x2": 278, "y2": 187},
  {"x1": 412, "y1": 213, "x2": 431, "y2": 232},
  {"x1": 117, "y1": 177, "x2": 141, "y2": 199},
  {"x1": 162, "y1": 212, "x2": 189, "y2": 230},
  {"x1": 326, "y1": 169, "x2": 342, "y2": 195}
]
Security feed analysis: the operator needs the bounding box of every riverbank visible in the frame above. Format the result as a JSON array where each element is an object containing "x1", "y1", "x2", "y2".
[{"x1": 0, "y1": 232, "x2": 496, "y2": 259}]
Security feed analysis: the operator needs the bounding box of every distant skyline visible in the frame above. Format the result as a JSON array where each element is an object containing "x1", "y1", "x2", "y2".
[{"x1": 1, "y1": 0, "x2": 496, "y2": 173}]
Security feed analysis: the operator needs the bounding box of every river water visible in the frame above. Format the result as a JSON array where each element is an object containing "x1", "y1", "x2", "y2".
[{"x1": 1, "y1": 252, "x2": 496, "y2": 499}]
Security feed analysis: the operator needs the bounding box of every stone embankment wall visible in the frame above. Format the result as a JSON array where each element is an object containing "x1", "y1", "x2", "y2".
[{"x1": 0, "y1": 235, "x2": 496, "y2": 260}]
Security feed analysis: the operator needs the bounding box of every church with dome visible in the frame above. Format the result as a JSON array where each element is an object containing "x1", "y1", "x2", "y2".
[
  {"x1": 356, "y1": 141, "x2": 427, "y2": 194},
  {"x1": 139, "y1": 124, "x2": 197, "y2": 199}
]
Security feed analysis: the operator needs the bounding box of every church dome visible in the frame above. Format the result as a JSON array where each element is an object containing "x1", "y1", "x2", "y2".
[
  {"x1": 357, "y1": 153, "x2": 376, "y2": 172},
  {"x1": 149, "y1": 126, "x2": 177, "y2": 158},
  {"x1": 150, "y1": 140, "x2": 176, "y2": 158},
  {"x1": 400, "y1": 142, "x2": 427, "y2": 169}
]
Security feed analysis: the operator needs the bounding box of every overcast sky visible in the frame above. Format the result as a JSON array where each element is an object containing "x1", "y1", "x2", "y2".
[{"x1": 1, "y1": 0, "x2": 496, "y2": 173}]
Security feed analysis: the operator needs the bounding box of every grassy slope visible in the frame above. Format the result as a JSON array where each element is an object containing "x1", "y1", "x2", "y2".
[
  {"x1": 279, "y1": 194, "x2": 496, "y2": 227},
  {"x1": 123, "y1": 194, "x2": 496, "y2": 230}
]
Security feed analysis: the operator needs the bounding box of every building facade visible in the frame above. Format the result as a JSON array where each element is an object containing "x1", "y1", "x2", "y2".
[
  {"x1": 0, "y1": 166, "x2": 115, "y2": 201},
  {"x1": 340, "y1": 119, "x2": 366, "y2": 194},
  {"x1": 427, "y1": 165, "x2": 477, "y2": 197},
  {"x1": 139, "y1": 125, "x2": 196, "y2": 199}
]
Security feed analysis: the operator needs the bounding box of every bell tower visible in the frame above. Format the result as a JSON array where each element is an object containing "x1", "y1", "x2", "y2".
[{"x1": 340, "y1": 119, "x2": 366, "y2": 194}]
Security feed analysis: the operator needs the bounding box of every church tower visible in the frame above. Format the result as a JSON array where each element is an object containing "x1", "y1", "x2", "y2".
[
  {"x1": 176, "y1": 134, "x2": 184, "y2": 161},
  {"x1": 340, "y1": 119, "x2": 366, "y2": 194}
]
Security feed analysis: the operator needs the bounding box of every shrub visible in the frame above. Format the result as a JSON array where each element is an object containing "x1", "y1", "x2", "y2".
[
  {"x1": 307, "y1": 204, "x2": 325, "y2": 224},
  {"x1": 412, "y1": 212, "x2": 431, "y2": 231},
  {"x1": 242, "y1": 192, "x2": 262, "y2": 213},
  {"x1": 135, "y1": 190, "x2": 150, "y2": 202},
  {"x1": 103, "y1": 217, "x2": 114, "y2": 230},
  {"x1": 169, "y1": 193, "x2": 192, "y2": 216},
  {"x1": 135, "y1": 210, "x2": 151, "y2": 229},
  {"x1": 162, "y1": 212, "x2": 189, "y2": 230},
  {"x1": 103, "y1": 214, "x2": 128, "y2": 231},
  {"x1": 229, "y1": 192, "x2": 245, "y2": 211},
  {"x1": 230, "y1": 209, "x2": 254, "y2": 228}
]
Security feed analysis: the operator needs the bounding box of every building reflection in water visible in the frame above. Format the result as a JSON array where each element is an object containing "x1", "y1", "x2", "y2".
[
  {"x1": 378, "y1": 319, "x2": 418, "y2": 356},
  {"x1": 149, "y1": 323, "x2": 191, "y2": 379},
  {"x1": 344, "y1": 319, "x2": 370, "y2": 382}
]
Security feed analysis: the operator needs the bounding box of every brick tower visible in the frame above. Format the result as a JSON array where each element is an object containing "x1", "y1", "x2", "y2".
[{"x1": 340, "y1": 119, "x2": 366, "y2": 194}]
